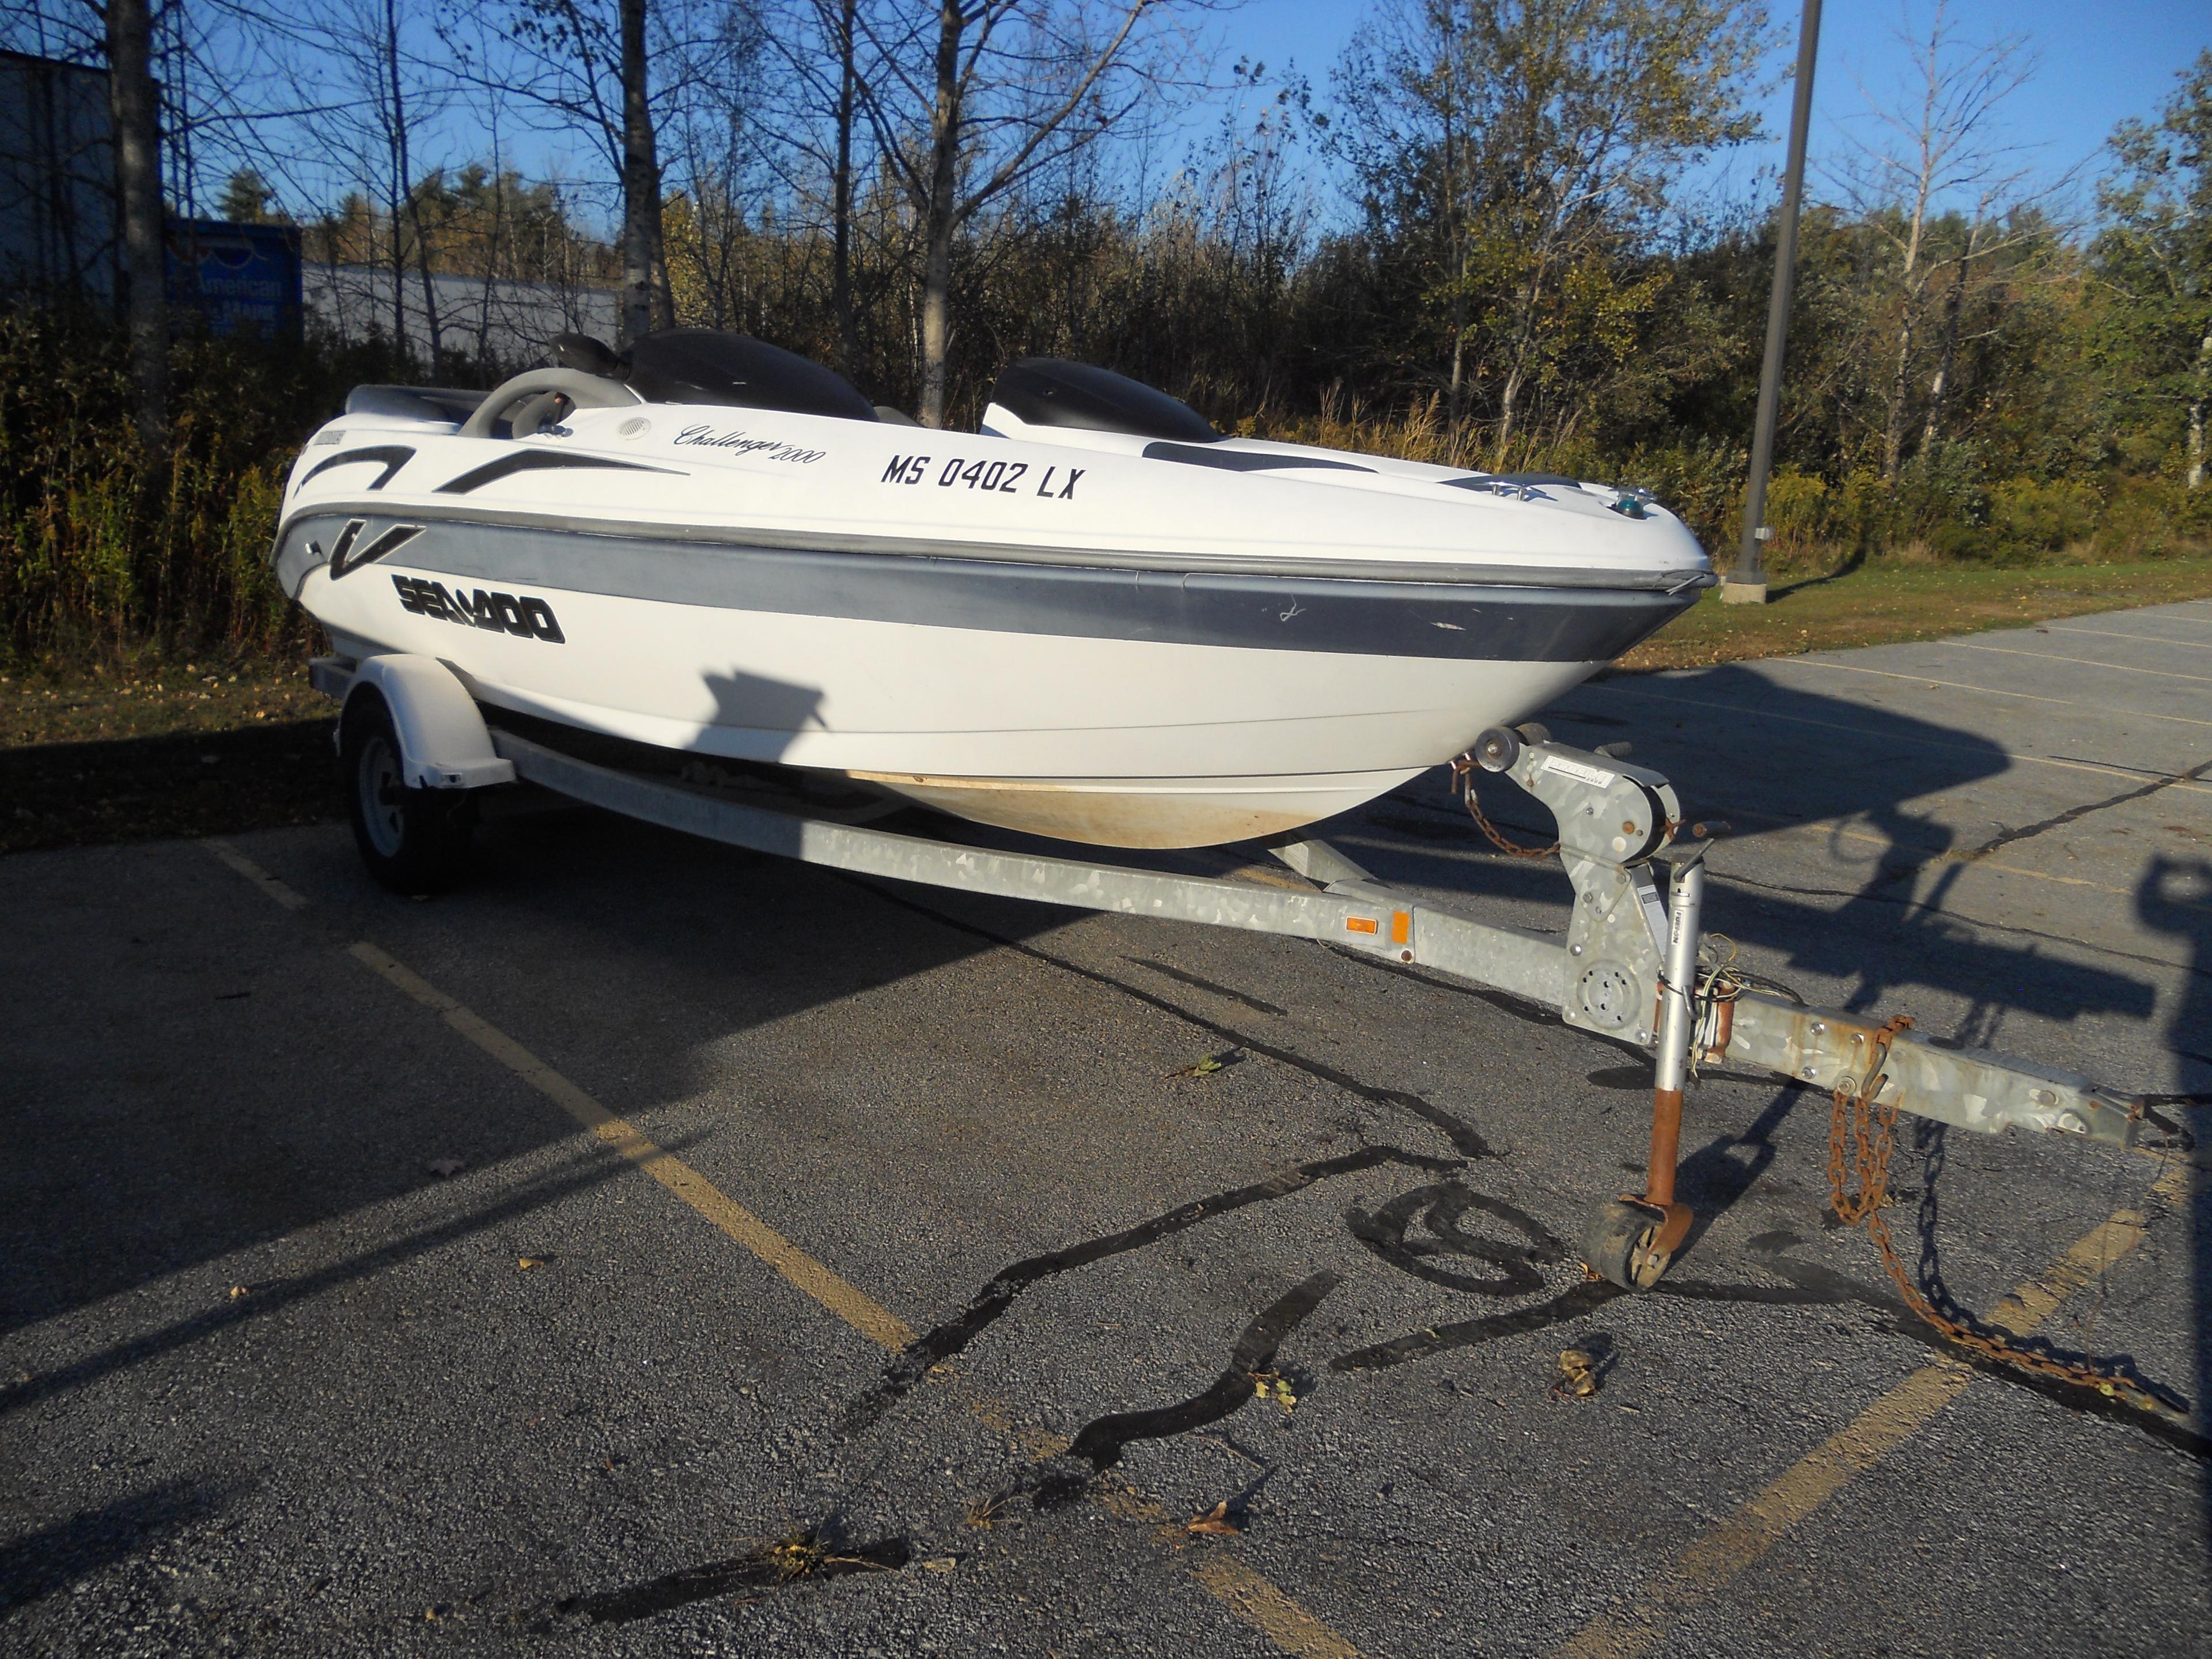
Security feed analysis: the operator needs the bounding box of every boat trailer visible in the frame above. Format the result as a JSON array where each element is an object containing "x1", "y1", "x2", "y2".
[{"x1": 316, "y1": 653, "x2": 2155, "y2": 1293}]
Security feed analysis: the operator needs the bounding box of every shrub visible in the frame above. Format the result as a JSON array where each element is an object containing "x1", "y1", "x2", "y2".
[{"x1": 0, "y1": 311, "x2": 415, "y2": 663}]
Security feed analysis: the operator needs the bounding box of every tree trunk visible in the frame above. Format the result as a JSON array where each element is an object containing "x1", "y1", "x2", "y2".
[
  {"x1": 382, "y1": 0, "x2": 409, "y2": 357},
  {"x1": 831, "y1": 0, "x2": 858, "y2": 376},
  {"x1": 1881, "y1": 308, "x2": 1919, "y2": 481},
  {"x1": 618, "y1": 0, "x2": 660, "y2": 348},
  {"x1": 1441, "y1": 91, "x2": 1464, "y2": 427},
  {"x1": 2190, "y1": 325, "x2": 2210, "y2": 491},
  {"x1": 918, "y1": 0, "x2": 964, "y2": 429},
  {"x1": 651, "y1": 203, "x2": 674, "y2": 328},
  {"x1": 107, "y1": 0, "x2": 168, "y2": 453},
  {"x1": 1921, "y1": 249, "x2": 1967, "y2": 449},
  {"x1": 1494, "y1": 362, "x2": 1522, "y2": 467}
]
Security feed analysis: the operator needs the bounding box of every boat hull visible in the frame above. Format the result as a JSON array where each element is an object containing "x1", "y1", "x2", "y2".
[{"x1": 288, "y1": 514, "x2": 1680, "y2": 846}]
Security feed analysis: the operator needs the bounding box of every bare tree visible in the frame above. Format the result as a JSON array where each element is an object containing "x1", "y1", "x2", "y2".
[
  {"x1": 1824, "y1": 0, "x2": 2056, "y2": 479},
  {"x1": 102, "y1": 0, "x2": 169, "y2": 450},
  {"x1": 616, "y1": 0, "x2": 658, "y2": 342},
  {"x1": 468, "y1": 0, "x2": 724, "y2": 344},
  {"x1": 755, "y1": 0, "x2": 874, "y2": 370},
  {"x1": 856, "y1": 0, "x2": 1205, "y2": 427}
]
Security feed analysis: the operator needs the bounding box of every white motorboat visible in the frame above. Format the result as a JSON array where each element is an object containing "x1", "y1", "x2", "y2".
[{"x1": 272, "y1": 331, "x2": 1711, "y2": 848}]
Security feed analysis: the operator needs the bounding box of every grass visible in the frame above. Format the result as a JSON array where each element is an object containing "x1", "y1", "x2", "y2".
[
  {"x1": 1, "y1": 657, "x2": 339, "y2": 856},
  {"x1": 1620, "y1": 556, "x2": 2212, "y2": 672},
  {"x1": 6, "y1": 554, "x2": 2212, "y2": 857}
]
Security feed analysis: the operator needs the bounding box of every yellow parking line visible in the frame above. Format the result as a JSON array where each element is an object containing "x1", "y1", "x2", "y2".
[
  {"x1": 1597, "y1": 681, "x2": 2212, "y2": 786},
  {"x1": 1771, "y1": 657, "x2": 2212, "y2": 728},
  {"x1": 203, "y1": 838, "x2": 311, "y2": 910},
  {"x1": 344, "y1": 941, "x2": 919, "y2": 1351},
  {"x1": 203, "y1": 839, "x2": 1366, "y2": 1659},
  {"x1": 1191, "y1": 1557, "x2": 1367, "y2": 1659},
  {"x1": 1552, "y1": 1157, "x2": 2188, "y2": 1659},
  {"x1": 1952, "y1": 639, "x2": 2212, "y2": 684}
]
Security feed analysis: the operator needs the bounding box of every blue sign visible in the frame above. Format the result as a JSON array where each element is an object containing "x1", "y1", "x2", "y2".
[{"x1": 165, "y1": 219, "x2": 302, "y2": 337}]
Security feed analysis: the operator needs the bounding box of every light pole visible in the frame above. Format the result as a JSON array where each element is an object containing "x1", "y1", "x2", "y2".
[{"x1": 1722, "y1": 0, "x2": 1823, "y2": 605}]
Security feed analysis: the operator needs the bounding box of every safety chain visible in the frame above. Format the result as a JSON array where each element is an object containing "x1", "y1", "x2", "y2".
[
  {"x1": 1449, "y1": 753, "x2": 1559, "y2": 860},
  {"x1": 1828, "y1": 1014, "x2": 2154, "y2": 1409}
]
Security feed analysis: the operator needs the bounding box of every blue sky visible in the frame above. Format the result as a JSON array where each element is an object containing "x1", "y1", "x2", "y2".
[{"x1": 1210, "y1": 0, "x2": 2211, "y2": 216}]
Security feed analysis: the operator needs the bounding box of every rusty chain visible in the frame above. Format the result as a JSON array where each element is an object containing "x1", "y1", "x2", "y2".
[
  {"x1": 1828, "y1": 1014, "x2": 2154, "y2": 1410},
  {"x1": 1449, "y1": 753, "x2": 1559, "y2": 860}
]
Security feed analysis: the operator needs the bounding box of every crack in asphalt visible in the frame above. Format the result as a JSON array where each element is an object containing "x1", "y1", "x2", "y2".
[
  {"x1": 845, "y1": 876, "x2": 1501, "y2": 1159},
  {"x1": 548, "y1": 1536, "x2": 912, "y2": 1628},
  {"x1": 836, "y1": 1146, "x2": 1460, "y2": 1437},
  {"x1": 1053, "y1": 1271, "x2": 1342, "y2": 1482},
  {"x1": 1944, "y1": 757, "x2": 2212, "y2": 865},
  {"x1": 1705, "y1": 865, "x2": 2212, "y2": 982},
  {"x1": 836, "y1": 866, "x2": 2204, "y2": 1467}
]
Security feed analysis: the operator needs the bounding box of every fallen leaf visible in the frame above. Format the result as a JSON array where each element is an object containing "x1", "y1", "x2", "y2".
[
  {"x1": 228, "y1": 1285, "x2": 250, "y2": 1300},
  {"x1": 517, "y1": 1256, "x2": 547, "y2": 1271},
  {"x1": 963, "y1": 1494, "x2": 1011, "y2": 1531},
  {"x1": 1552, "y1": 1349, "x2": 1599, "y2": 1400},
  {"x1": 1250, "y1": 1370, "x2": 1299, "y2": 1412},
  {"x1": 1187, "y1": 1501, "x2": 1242, "y2": 1537},
  {"x1": 1168, "y1": 1048, "x2": 1244, "y2": 1079},
  {"x1": 425, "y1": 1158, "x2": 465, "y2": 1178},
  {"x1": 921, "y1": 1556, "x2": 959, "y2": 1574}
]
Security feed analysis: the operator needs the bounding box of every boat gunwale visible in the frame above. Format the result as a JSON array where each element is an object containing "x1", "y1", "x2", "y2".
[{"x1": 272, "y1": 495, "x2": 1717, "y2": 596}]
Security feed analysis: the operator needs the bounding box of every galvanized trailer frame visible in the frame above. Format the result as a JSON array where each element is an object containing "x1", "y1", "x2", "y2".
[{"x1": 317, "y1": 652, "x2": 2152, "y2": 1285}]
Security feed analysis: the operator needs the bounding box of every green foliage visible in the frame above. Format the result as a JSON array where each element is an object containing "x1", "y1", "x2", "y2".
[
  {"x1": 0, "y1": 310, "x2": 413, "y2": 662},
  {"x1": 2090, "y1": 50, "x2": 2212, "y2": 480},
  {"x1": 9, "y1": 50, "x2": 2212, "y2": 665}
]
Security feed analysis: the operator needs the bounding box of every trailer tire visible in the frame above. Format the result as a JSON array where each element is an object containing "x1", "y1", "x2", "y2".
[{"x1": 342, "y1": 691, "x2": 474, "y2": 895}]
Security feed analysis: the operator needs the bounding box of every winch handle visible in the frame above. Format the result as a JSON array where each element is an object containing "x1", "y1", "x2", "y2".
[{"x1": 457, "y1": 369, "x2": 642, "y2": 440}]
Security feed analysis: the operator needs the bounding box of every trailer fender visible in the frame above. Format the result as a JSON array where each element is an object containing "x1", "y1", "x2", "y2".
[{"x1": 342, "y1": 655, "x2": 516, "y2": 790}]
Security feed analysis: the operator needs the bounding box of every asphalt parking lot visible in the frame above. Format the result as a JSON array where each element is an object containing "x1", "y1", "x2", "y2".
[{"x1": 3, "y1": 600, "x2": 2208, "y2": 1657}]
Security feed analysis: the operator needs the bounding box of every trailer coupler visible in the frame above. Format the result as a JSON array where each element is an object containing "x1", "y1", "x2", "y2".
[{"x1": 1431, "y1": 724, "x2": 2148, "y2": 1288}]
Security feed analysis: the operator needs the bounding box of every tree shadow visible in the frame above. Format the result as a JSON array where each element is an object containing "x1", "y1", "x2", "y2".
[
  {"x1": 2134, "y1": 854, "x2": 2212, "y2": 1532},
  {"x1": 0, "y1": 1481, "x2": 237, "y2": 1616},
  {"x1": 1767, "y1": 544, "x2": 1868, "y2": 601},
  {"x1": 1342, "y1": 661, "x2": 2157, "y2": 1031}
]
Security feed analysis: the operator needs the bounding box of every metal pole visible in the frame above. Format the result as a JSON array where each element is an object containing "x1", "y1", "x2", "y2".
[
  {"x1": 1644, "y1": 857, "x2": 1705, "y2": 1211},
  {"x1": 1722, "y1": 0, "x2": 1823, "y2": 605}
]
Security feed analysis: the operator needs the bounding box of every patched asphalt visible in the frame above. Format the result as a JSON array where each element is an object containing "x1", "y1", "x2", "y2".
[{"x1": 3, "y1": 600, "x2": 2207, "y2": 1657}]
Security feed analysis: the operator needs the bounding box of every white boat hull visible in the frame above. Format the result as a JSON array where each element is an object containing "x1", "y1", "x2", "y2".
[
  {"x1": 310, "y1": 567, "x2": 1601, "y2": 845},
  {"x1": 276, "y1": 351, "x2": 1711, "y2": 847}
]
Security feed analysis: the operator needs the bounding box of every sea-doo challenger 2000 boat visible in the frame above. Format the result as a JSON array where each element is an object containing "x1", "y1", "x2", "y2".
[{"x1": 272, "y1": 331, "x2": 1711, "y2": 847}]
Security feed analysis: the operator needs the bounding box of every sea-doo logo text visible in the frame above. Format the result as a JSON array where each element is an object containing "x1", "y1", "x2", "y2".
[
  {"x1": 392, "y1": 575, "x2": 565, "y2": 643},
  {"x1": 672, "y1": 425, "x2": 824, "y2": 464}
]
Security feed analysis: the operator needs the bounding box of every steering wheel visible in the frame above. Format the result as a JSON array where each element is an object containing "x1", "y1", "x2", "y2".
[{"x1": 459, "y1": 369, "x2": 642, "y2": 440}]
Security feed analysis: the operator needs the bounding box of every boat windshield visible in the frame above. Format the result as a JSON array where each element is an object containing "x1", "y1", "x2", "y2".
[{"x1": 623, "y1": 329, "x2": 880, "y2": 422}]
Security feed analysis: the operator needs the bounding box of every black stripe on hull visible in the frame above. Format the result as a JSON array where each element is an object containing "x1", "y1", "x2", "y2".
[
  {"x1": 435, "y1": 449, "x2": 682, "y2": 495},
  {"x1": 277, "y1": 512, "x2": 1698, "y2": 664}
]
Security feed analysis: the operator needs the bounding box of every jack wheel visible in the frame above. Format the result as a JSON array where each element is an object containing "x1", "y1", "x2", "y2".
[
  {"x1": 341, "y1": 691, "x2": 475, "y2": 895},
  {"x1": 1581, "y1": 1199, "x2": 1677, "y2": 1290}
]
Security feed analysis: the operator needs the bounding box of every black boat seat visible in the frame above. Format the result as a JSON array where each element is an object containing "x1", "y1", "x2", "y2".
[{"x1": 987, "y1": 358, "x2": 1219, "y2": 442}]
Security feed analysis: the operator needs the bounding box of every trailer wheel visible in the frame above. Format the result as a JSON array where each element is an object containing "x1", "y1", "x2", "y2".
[
  {"x1": 342, "y1": 692, "x2": 474, "y2": 895},
  {"x1": 1581, "y1": 1199, "x2": 1675, "y2": 1290}
]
